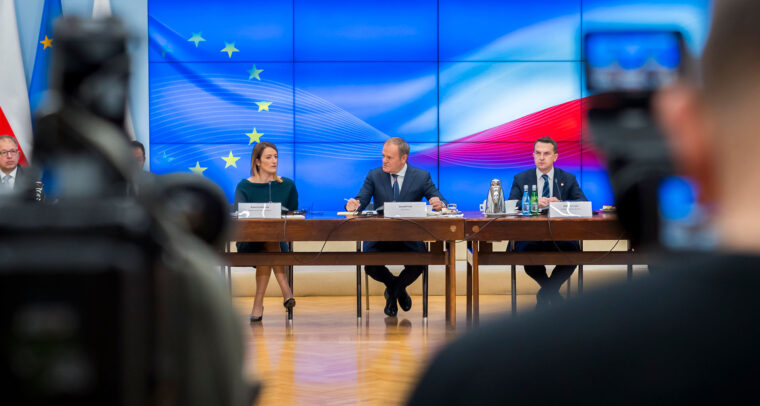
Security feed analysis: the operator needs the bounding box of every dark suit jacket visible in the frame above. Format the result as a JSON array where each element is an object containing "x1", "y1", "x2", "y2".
[
  {"x1": 352, "y1": 165, "x2": 447, "y2": 212},
  {"x1": 352, "y1": 165, "x2": 446, "y2": 253},
  {"x1": 507, "y1": 167, "x2": 586, "y2": 202},
  {"x1": 12, "y1": 165, "x2": 38, "y2": 191}
]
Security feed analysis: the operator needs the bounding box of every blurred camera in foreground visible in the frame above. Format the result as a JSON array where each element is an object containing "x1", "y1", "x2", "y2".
[{"x1": 0, "y1": 17, "x2": 254, "y2": 406}]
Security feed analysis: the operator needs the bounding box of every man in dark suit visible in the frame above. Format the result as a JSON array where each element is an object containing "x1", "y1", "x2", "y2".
[
  {"x1": 0, "y1": 134, "x2": 32, "y2": 194},
  {"x1": 507, "y1": 136, "x2": 587, "y2": 306},
  {"x1": 346, "y1": 137, "x2": 447, "y2": 317}
]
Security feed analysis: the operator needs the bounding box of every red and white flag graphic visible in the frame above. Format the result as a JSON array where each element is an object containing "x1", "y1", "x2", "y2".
[{"x1": 0, "y1": 0, "x2": 33, "y2": 166}]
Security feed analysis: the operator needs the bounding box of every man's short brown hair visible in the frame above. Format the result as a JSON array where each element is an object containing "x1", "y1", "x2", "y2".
[{"x1": 385, "y1": 137, "x2": 410, "y2": 157}]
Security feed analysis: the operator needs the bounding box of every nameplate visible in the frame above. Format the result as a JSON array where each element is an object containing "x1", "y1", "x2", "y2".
[
  {"x1": 237, "y1": 202, "x2": 281, "y2": 219},
  {"x1": 549, "y1": 201, "x2": 592, "y2": 218},
  {"x1": 384, "y1": 201, "x2": 427, "y2": 218}
]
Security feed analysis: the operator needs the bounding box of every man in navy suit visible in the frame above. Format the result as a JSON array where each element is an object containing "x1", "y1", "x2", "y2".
[
  {"x1": 346, "y1": 137, "x2": 447, "y2": 317},
  {"x1": 507, "y1": 136, "x2": 587, "y2": 306}
]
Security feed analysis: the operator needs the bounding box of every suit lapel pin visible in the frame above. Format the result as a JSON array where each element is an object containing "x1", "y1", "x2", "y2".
[{"x1": 561, "y1": 183, "x2": 564, "y2": 186}]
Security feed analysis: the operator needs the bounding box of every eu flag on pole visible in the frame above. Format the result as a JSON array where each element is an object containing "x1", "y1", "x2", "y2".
[{"x1": 28, "y1": 0, "x2": 62, "y2": 114}]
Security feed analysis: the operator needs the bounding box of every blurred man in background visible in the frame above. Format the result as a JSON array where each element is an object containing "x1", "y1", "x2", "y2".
[
  {"x1": 407, "y1": 1, "x2": 760, "y2": 404},
  {"x1": 131, "y1": 140, "x2": 146, "y2": 170},
  {"x1": 0, "y1": 134, "x2": 25, "y2": 192}
]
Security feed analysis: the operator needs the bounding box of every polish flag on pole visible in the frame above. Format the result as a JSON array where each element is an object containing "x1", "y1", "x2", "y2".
[
  {"x1": 0, "y1": 0, "x2": 33, "y2": 165},
  {"x1": 93, "y1": 0, "x2": 136, "y2": 140}
]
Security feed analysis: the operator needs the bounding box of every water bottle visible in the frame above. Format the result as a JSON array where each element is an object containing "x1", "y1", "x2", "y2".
[
  {"x1": 530, "y1": 184, "x2": 539, "y2": 215},
  {"x1": 521, "y1": 185, "x2": 530, "y2": 215}
]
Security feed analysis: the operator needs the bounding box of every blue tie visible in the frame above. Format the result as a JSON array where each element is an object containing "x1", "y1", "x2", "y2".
[
  {"x1": 392, "y1": 174, "x2": 399, "y2": 201},
  {"x1": 542, "y1": 174, "x2": 550, "y2": 198}
]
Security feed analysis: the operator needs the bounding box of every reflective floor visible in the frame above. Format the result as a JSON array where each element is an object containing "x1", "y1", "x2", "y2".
[{"x1": 234, "y1": 295, "x2": 542, "y2": 406}]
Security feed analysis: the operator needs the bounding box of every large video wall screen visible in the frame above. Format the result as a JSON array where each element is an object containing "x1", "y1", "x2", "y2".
[{"x1": 149, "y1": 0, "x2": 712, "y2": 210}]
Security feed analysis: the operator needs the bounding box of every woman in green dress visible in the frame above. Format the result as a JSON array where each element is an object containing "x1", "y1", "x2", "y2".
[{"x1": 235, "y1": 141, "x2": 298, "y2": 322}]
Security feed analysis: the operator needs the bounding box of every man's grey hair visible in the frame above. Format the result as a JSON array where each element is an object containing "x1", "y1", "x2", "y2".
[
  {"x1": 385, "y1": 137, "x2": 409, "y2": 157},
  {"x1": 0, "y1": 134, "x2": 18, "y2": 147}
]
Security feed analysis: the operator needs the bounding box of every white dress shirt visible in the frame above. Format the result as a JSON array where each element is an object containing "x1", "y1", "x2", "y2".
[
  {"x1": 1, "y1": 166, "x2": 17, "y2": 190},
  {"x1": 391, "y1": 163, "x2": 408, "y2": 193}
]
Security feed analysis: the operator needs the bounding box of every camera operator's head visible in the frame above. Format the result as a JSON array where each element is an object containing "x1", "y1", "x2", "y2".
[{"x1": 656, "y1": 0, "x2": 760, "y2": 249}]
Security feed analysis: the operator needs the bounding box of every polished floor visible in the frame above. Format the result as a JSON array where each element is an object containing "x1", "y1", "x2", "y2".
[{"x1": 233, "y1": 294, "x2": 544, "y2": 406}]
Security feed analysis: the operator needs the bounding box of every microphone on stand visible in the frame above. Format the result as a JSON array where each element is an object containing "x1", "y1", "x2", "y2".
[{"x1": 554, "y1": 177, "x2": 564, "y2": 201}]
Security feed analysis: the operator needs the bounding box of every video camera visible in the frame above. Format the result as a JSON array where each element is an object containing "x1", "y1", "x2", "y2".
[
  {"x1": 584, "y1": 31, "x2": 695, "y2": 250},
  {"x1": 0, "y1": 17, "x2": 253, "y2": 405}
]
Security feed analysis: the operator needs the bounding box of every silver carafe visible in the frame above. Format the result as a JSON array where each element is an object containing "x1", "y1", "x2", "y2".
[{"x1": 484, "y1": 179, "x2": 505, "y2": 214}]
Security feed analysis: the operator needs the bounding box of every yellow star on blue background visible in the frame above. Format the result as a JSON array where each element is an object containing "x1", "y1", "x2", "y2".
[
  {"x1": 40, "y1": 35, "x2": 53, "y2": 50},
  {"x1": 189, "y1": 161, "x2": 207, "y2": 175},
  {"x1": 246, "y1": 128, "x2": 264, "y2": 144},
  {"x1": 221, "y1": 42, "x2": 239, "y2": 58},
  {"x1": 188, "y1": 32, "x2": 206, "y2": 47},
  {"x1": 248, "y1": 64, "x2": 264, "y2": 80},
  {"x1": 255, "y1": 101, "x2": 272, "y2": 112},
  {"x1": 221, "y1": 151, "x2": 241, "y2": 168}
]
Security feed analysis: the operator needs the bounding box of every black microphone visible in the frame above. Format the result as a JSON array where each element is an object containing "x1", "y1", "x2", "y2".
[{"x1": 554, "y1": 177, "x2": 564, "y2": 201}]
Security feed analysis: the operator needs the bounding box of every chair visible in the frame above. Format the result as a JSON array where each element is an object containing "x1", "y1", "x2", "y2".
[
  {"x1": 223, "y1": 240, "x2": 295, "y2": 320},
  {"x1": 286, "y1": 241, "x2": 294, "y2": 320},
  {"x1": 355, "y1": 241, "x2": 429, "y2": 319},
  {"x1": 507, "y1": 240, "x2": 582, "y2": 315}
]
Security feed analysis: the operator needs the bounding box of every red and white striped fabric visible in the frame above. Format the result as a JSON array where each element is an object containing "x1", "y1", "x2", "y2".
[{"x1": 0, "y1": 0, "x2": 33, "y2": 166}]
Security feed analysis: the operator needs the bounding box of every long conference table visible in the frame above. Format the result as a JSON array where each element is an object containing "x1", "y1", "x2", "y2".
[
  {"x1": 224, "y1": 211, "x2": 637, "y2": 328},
  {"x1": 224, "y1": 213, "x2": 462, "y2": 327}
]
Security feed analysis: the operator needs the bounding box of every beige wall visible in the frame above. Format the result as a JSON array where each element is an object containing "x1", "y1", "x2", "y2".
[{"x1": 228, "y1": 240, "x2": 644, "y2": 297}]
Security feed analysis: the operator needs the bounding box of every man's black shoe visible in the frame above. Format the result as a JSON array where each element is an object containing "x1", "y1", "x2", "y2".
[
  {"x1": 384, "y1": 291, "x2": 398, "y2": 317},
  {"x1": 397, "y1": 286, "x2": 412, "y2": 312}
]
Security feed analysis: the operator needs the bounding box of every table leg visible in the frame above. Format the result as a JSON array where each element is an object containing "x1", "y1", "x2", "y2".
[
  {"x1": 466, "y1": 241, "x2": 473, "y2": 325},
  {"x1": 356, "y1": 241, "x2": 362, "y2": 319},
  {"x1": 511, "y1": 264, "x2": 517, "y2": 316},
  {"x1": 226, "y1": 241, "x2": 232, "y2": 293},
  {"x1": 446, "y1": 240, "x2": 456, "y2": 328},
  {"x1": 627, "y1": 241, "x2": 633, "y2": 282},
  {"x1": 472, "y1": 241, "x2": 479, "y2": 326},
  {"x1": 356, "y1": 264, "x2": 362, "y2": 319}
]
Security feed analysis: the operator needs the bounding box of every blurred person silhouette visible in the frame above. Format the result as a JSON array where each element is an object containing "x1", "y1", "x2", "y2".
[
  {"x1": 234, "y1": 141, "x2": 297, "y2": 322},
  {"x1": 407, "y1": 1, "x2": 760, "y2": 404}
]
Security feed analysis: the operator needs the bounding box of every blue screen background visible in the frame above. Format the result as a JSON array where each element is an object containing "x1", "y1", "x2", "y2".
[{"x1": 148, "y1": 0, "x2": 712, "y2": 211}]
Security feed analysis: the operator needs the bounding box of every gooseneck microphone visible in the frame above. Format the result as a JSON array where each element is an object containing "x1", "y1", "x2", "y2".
[{"x1": 554, "y1": 177, "x2": 564, "y2": 201}]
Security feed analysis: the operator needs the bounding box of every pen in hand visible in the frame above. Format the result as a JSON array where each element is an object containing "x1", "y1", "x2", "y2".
[{"x1": 344, "y1": 198, "x2": 359, "y2": 212}]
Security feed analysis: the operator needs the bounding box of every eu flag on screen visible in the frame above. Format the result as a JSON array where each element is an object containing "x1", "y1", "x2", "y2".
[{"x1": 29, "y1": 0, "x2": 62, "y2": 114}]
